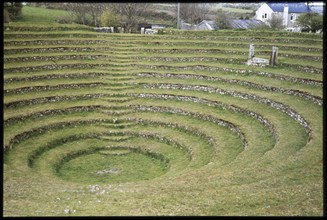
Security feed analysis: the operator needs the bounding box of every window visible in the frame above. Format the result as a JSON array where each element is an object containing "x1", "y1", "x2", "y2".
[
  {"x1": 264, "y1": 13, "x2": 267, "y2": 19},
  {"x1": 290, "y1": 14, "x2": 295, "y2": 21}
]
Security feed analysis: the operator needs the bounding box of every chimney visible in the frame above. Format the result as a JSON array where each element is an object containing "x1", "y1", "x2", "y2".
[{"x1": 283, "y1": 4, "x2": 289, "y2": 27}]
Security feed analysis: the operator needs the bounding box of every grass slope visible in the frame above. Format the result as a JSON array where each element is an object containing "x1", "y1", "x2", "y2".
[
  {"x1": 20, "y1": 6, "x2": 70, "y2": 23},
  {"x1": 3, "y1": 21, "x2": 323, "y2": 216}
]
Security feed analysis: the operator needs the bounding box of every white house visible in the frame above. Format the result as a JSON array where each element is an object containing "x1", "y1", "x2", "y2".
[{"x1": 255, "y1": 2, "x2": 323, "y2": 32}]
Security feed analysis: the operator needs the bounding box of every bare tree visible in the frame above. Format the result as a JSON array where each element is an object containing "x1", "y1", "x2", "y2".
[
  {"x1": 180, "y1": 3, "x2": 210, "y2": 24},
  {"x1": 196, "y1": 4, "x2": 210, "y2": 23},
  {"x1": 64, "y1": 3, "x2": 107, "y2": 26},
  {"x1": 65, "y1": 3, "x2": 89, "y2": 25},
  {"x1": 111, "y1": 3, "x2": 149, "y2": 32},
  {"x1": 215, "y1": 9, "x2": 232, "y2": 29},
  {"x1": 88, "y1": 3, "x2": 106, "y2": 27},
  {"x1": 267, "y1": 14, "x2": 284, "y2": 29}
]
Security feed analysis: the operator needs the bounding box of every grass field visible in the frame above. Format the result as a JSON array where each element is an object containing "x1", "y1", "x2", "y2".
[
  {"x1": 19, "y1": 6, "x2": 70, "y2": 23},
  {"x1": 213, "y1": 5, "x2": 254, "y2": 13},
  {"x1": 3, "y1": 21, "x2": 323, "y2": 216}
]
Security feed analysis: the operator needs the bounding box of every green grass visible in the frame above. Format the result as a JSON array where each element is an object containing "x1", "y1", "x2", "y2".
[
  {"x1": 219, "y1": 6, "x2": 254, "y2": 14},
  {"x1": 19, "y1": 6, "x2": 70, "y2": 23},
  {"x1": 3, "y1": 22, "x2": 323, "y2": 216},
  {"x1": 56, "y1": 146, "x2": 169, "y2": 184}
]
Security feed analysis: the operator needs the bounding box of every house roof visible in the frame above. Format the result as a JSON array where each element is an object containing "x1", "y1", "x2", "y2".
[
  {"x1": 181, "y1": 19, "x2": 267, "y2": 31},
  {"x1": 309, "y1": 5, "x2": 324, "y2": 14},
  {"x1": 229, "y1": 19, "x2": 266, "y2": 29},
  {"x1": 267, "y1": 3, "x2": 311, "y2": 13},
  {"x1": 198, "y1": 20, "x2": 217, "y2": 30}
]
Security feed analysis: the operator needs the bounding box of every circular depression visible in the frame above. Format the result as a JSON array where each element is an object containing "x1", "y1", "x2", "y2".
[{"x1": 55, "y1": 146, "x2": 170, "y2": 184}]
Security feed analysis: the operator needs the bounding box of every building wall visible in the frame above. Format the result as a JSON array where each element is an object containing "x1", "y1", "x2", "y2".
[
  {"x1": 255, "y1": 4, "x2": 274, "y2": 22},
  {"x1": 270, "y1": 12, "x2": 296, "y2": 29},
  {"x1": 286, "y1": 13, "x2": 304, "y2": 28},
  {"x1": 285, "y1": 12, "x2": 305, "y2": 31}
]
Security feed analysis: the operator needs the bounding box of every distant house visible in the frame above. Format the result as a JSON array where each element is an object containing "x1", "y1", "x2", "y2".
[
  {"x1": 181, "y1": 20, "x2": 217, "y2": 31},
  {"x1": 180, "y1": 19, "x2": 265, "y2": 31},
  {"x1": 138, "y1": 23, "x2": 172, "y2": 31},
  {"x1": 180, "y1": 20, "x2": 197, "y2": 30},
  {"x1": 195, "y1": 20, "x2": 217, "y2": 31},
  {"x1": 229, "y1": 19, "x2": 267, "y2": 29},
  {"x1": 255, "y1": 2, "x2": 324, "y2": 32},
  {"x1": 151, "y1": 24, "x2": 168, "y2": 30}
]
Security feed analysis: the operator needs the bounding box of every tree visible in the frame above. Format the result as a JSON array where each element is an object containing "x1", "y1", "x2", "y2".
[
  {"x1": 180, "y1": 3, "x2": 210, "y2": 24},
  {"x1": 267, "y1": 14, "x2": 284, "y2": 29},
  {"x1": 111, "y1": 3, "x2": 149, "y2": 33},
  {"x1": 4, "y1": 8, "x2": 10, "y2": 23},
  {"x1": 65, "y1": 3, "x2": 89, "y2": 25},
  {"x1": 88, "y1": 3, "x2": 106, "y2": 27},
  {"x1": 64, "y1": 3, "x2": 107, "y2": 26},
  {"x1": 4, "y1": 2, "x2": 23, "y2": 21},
  {"x1": 194, "y1": 3, "x2": 210, "y2": 23},
  {"x1": 296, "y1": 13, "x2": 323, "y2": 32},
  {"x1": 100, "y1": 8, "x2": 122, "y2": 27},
  {"x1": 215, "y1": 9, "x2": 231, "y2": 29}
]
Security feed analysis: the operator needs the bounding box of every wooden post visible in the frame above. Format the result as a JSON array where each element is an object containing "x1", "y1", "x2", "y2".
[{"x1": 269, "y1": 46, "x2": 278, "y2": 65}]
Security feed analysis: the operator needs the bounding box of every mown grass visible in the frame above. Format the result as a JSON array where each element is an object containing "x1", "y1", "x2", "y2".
[{"x1": 3, "y1": 21, "x2": 323, "y2": 216}]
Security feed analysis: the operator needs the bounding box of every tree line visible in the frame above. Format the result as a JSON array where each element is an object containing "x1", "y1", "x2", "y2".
[
  {"x1": 4, "y1": 3, "x2": 213, "y2": 32},
  {"x1": 4, "y1": 2, "x2": 323, "y2": 33}
]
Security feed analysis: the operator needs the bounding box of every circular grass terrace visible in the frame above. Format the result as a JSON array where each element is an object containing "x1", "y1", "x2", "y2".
[{"x1": 3, "y1": 24, "x2": 323, "y2": 216}]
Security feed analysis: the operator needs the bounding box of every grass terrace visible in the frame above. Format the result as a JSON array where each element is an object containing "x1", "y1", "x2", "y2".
[{"x1": 3, "y1": 22, "x2": 323, "y2": 216}]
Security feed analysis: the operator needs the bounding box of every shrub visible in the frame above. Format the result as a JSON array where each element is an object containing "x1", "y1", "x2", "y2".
[
  {"x1": 296, "y1": 13, "x2": 323, "y2": 33},
  {"x1": 267, "y1": 14, "x2": 284, "y2": 30},
  {"x1": 215, "y1": 9, "x2": 232, "y2": 29},
  {"x1": 57, "y1": 16, "x2": 73, "y2": 24},
  {"x1": 157, "y1": 29, "x2": 165, "y2": 35}
]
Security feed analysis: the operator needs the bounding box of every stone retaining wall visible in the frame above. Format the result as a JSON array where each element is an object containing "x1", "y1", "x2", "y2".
[
  {"x1": 127, "y1": 93, "x2": 276, "y2": 142},
  {"x1": 140, "y1": 83, "x2": 312, "y2": 139},
  {"x1": 138, "y1": 73, "x2": 322, "y2": 105},
  {"x1": 129, "y1": 104, "x2": 248, "y2": 149},
  {"x1": 135, "y1": 65, "x2": 322, "y2": 86},
  {"x1": 4, "y1": 83, "x2": 104, "y2": 94}
]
